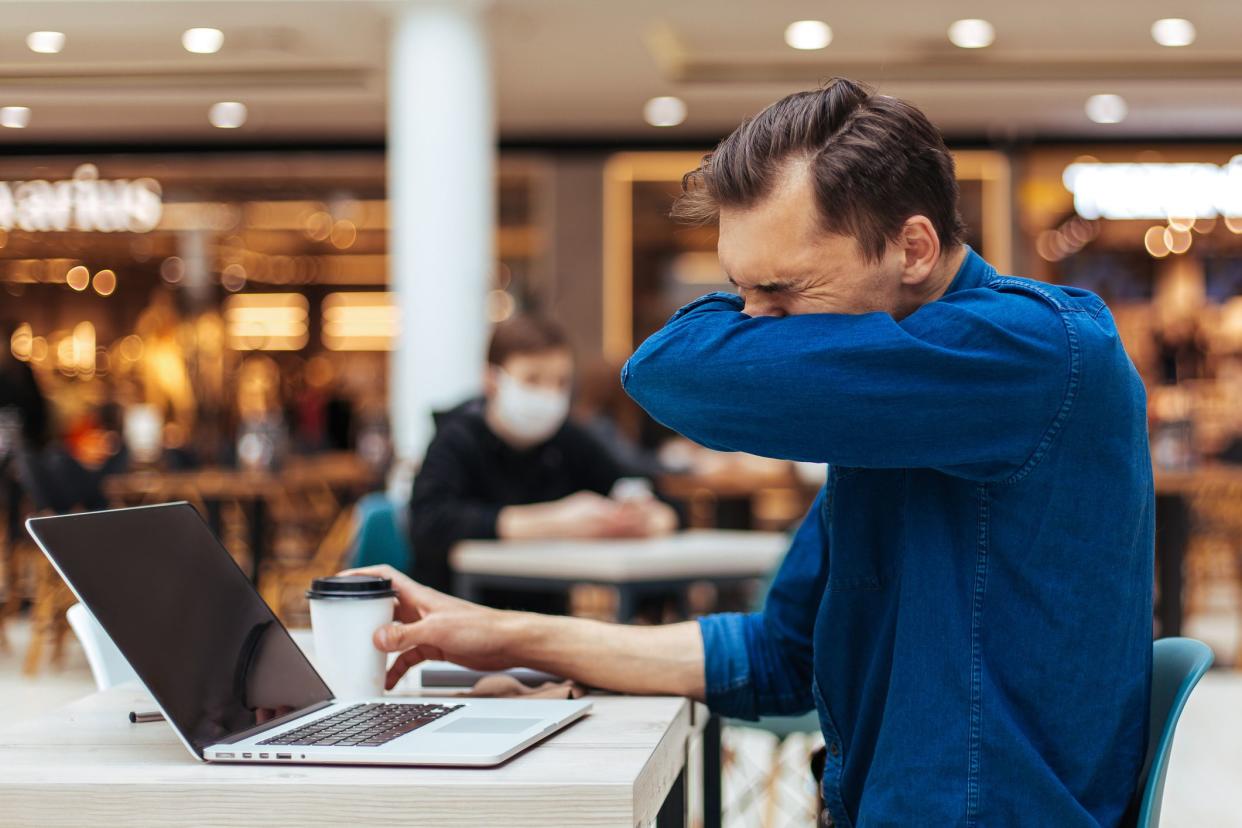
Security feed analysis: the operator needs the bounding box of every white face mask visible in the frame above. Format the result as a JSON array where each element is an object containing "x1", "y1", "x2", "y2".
[{"x1": 491, "y1": 370, "x2": 571, "y2": 445}]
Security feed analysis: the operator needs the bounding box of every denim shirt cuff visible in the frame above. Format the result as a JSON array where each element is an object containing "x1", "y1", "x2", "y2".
[{"x1": 697, "y1": 612, "x2": 760, "y2": 721}]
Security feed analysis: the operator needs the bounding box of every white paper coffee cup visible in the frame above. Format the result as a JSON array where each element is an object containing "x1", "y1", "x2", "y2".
[{"x1": 306, "y1": 575, "x2": 395, "y2": 699}]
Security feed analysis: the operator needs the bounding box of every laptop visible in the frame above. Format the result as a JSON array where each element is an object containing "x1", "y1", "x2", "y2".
[{"x1": 26, "y1": 501, "x2": 591, "y2": 766}]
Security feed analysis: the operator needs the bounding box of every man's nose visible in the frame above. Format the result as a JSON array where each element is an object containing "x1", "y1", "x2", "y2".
[{"x1": 743, "y1": 298, "x2": 786, "y2": 318}]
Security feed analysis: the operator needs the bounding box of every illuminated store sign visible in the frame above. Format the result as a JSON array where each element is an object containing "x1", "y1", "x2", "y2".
[
  {"x1": 0, "y1": 163, "x2": 163, "y2": 233},
  {"x1": 1063, "y1": 158, "x2": 1242, "y2": 221}
]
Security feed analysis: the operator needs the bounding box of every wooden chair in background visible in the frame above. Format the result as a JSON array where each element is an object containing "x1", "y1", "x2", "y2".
[
  {"x1": 13, "y1": 447, "x2": 109, "y2": 676},
  {"x1": 21, "y1": 535, "x2": 74, "y2": 675},
  {"x1": 259, "y1": 504, "x2": 358, "y2": 626}
]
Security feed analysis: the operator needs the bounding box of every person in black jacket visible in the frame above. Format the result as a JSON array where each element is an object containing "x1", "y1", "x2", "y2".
[
  {"x1": 408, "y1": 314, "x2": 677, "y2": 605},
  {"x1": 0, "y1": 320, "x2": 49, "y2": 453}
]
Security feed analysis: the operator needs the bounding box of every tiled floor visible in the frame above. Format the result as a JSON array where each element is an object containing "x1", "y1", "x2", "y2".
[{"x1": 0, "y1": 616, "x2": 1239, "y2": 827}]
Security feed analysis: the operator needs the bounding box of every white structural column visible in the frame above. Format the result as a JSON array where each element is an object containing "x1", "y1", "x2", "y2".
[{"x1": 388, "y1": 0, "x2": 494, "y2": 462}]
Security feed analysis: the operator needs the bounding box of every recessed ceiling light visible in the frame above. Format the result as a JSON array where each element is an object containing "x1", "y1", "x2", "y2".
[
  {"x1": 784, "y1": 20, "x2": 832, "y2": 50},
  {"x1": 948, "y1": 19, "x2": 995, "y2": 49},
  {"x1": 643, "y1": 96, "x2": 686, "y2": 128},
  {"x1": 1151, "y1": 18, "x2": 1195, "y2": 47},
  {"x1": 0, "y1": 107, "x2": 31, "y2": 129},
  {"x1": 1085, "y1": 94, "x2": 1127, "y2": 124},
  {"x1": 182, "y1": 27, "x2": 224, "y2": 54},
  {"x1": 209, "y1": 101, "x2": 247, "y2": 129},
  {"x1": 26, "y1": 31, "x2": 65, "y2": 54}
]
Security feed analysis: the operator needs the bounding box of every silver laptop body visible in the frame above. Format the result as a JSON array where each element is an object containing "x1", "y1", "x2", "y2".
[{"x1": 26, "y1": 502, "x2": 590, "y2": 767}]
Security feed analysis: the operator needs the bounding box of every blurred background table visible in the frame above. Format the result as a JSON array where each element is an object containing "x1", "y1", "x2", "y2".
[{"x1": 451, "y1": 529, "x2": 788, "y2": 623}]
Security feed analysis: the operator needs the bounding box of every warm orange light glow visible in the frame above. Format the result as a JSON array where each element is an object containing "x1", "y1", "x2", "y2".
[
  {"x1": 321, "y1": 292, "x2": 398, "y2": 351},
  {"x1": 304, "y1": 211, "x2": 333, "y2": 241},
  {"x1": 119, "y1": 334, "x2": 144, "y2": 362},
  {"x1": 330, "y1": 220, "x2": 357, "y2": 250},
  {"x1": 92, "y1": 269, "x2": 117, "y2": 296},
  {"x1": 66, "y1": 265, "x2": 90, "y2": 291},
  {"x1": 1165, "y1": 226, "x2": 1193, "y2": 255},
  {"x1": 221, "y1": 263, "x2": 247, "y2": 292},
  {"x1": 1144, "y1": 226, "x2": 1170, "y2": 258},
  {"x1": 225, "y1": 293, "x2": 308, "y2": 351},
  {"x1": 160, "y1": 256, "x2": 185, "y2": 284},
  {"x1": 487, "y1": 289, "x2": 516, "y2": 322},
  {"x1": 9, "y1": 322, "x2": 32, "y2": 361}
]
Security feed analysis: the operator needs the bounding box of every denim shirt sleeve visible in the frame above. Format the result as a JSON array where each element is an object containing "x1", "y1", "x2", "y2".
[
  {"x1": 698, "y1": 485, "x2": 829, "y2": 720},
  {"x1": 622, "y1": 291, "x2": 1070, "y2": 481}
]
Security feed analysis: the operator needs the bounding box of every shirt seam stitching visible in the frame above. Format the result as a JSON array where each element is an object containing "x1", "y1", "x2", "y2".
[
  {"x1": 986, "y1": 278, "x2": 1084, "y2": 486},
  {"x1": 966, "y1": 483, "x2": 991, "y2": 827}
]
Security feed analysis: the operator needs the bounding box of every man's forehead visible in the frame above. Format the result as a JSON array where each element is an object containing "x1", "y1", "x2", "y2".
[{"x1": 718, "y1": 217, "x2": 854, "y2": 287}]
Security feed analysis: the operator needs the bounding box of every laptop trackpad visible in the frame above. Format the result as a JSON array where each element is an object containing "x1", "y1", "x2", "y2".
[{"x1": 436, "y1": 717, "x2": 542, "y2": 735}]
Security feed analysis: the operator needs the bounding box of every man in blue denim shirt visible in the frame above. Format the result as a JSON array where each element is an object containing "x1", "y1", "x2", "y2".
[{"x1": 351, "y1": 79, "x2": 1152, "y2": 827}]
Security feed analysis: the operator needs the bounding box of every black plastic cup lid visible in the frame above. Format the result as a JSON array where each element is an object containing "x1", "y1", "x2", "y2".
[{"x1": 306, "y1": 575, "x2": 396, "y2": 600}]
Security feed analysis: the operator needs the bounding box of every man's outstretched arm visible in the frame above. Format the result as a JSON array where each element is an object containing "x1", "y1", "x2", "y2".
[
  {"x1": 341, "y1": 486, "x2": 827, "y2": 713},
  {"x1": 340, "y1": 564, "x2": 706, "y2": 698}
]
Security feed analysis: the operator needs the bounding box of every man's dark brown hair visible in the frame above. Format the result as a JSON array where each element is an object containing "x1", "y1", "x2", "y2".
[
  {"x1": 487, "y1": 314, "x2": 569, "y2": 366},
  {"x1": 673, "y1": 78, "x2": 965, "y2": 262}
]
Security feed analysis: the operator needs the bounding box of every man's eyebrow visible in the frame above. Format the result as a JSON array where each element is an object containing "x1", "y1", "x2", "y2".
[{"x1": 727, "y1": 274, "x2": 801, "y2": 293}]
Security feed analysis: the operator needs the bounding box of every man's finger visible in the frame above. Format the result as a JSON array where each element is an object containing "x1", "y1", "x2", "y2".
[
  {"x1": 338, "y1": 564, "x2": 397, "y2": 579},
  {"x1": 385, "y1": 647, "x2": 429, "y2": 690},
  {"x1": 375, "y1": 619, "x2": 445, "y2": 653}
]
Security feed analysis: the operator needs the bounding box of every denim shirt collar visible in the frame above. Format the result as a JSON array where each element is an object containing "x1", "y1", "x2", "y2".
[{"x1": 942, "y1": 245, "x2": 994, "y2": 298}]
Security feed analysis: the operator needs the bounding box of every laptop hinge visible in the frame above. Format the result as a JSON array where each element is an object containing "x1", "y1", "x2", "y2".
[{"x1": 215, "y1": 700, "x2": 335, "y2": 745}]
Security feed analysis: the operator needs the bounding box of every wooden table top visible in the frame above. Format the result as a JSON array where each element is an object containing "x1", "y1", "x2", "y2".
[
  {"x1": 451, "y1": 529, "x2": 788, "y2": 583},
  {"x1": 0, "y1": 682, "x2": 700, "y2": 827},
  {"x1": 102, "y1": 453, "x2": 377, "y2": 500}
]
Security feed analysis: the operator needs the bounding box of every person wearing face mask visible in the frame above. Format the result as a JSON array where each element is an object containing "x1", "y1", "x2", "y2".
[{"x1": 407, "y1": 314, "x2": 678, "y2": 608}]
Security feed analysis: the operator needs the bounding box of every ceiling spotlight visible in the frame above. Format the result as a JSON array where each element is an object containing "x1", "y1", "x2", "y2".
[
  {"x1": 1151, "y1": 18, "x2": 1195, "y2": 47},
  {"x1": 948, "y1": 19, "x2": 995, "y2": 49},
  {"x1": 26, "y1": 31, "x2": 65, "y2": 54},
  {"x1": 1085, "y1": 94, "x2": 1127, "y2": 125},
  {"x1": 643, "y1": 96, "x2": 686, "y2": 128},
  {"x1": 209, "y1": 101, "x2": 247, "y2": 129},
  {"x1": 784, "y1": 20, "x2": 833, "y2": 50},
  {"x1": 0, "y1": 106, "x2": 31, "y2": 129},
  {"x1": 182, "y1": 27, "x2": 224, "y2": 54}
]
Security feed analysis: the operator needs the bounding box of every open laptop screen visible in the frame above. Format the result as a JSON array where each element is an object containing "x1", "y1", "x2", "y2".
[{"x1": 28, "y1": 502, "x2": 333, "y2": 757}]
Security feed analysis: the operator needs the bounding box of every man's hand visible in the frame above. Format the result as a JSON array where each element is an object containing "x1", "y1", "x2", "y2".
[
  {"x1": 338, "y1": 564, "x2": 519, "y2": 689},
  {"x1": 498, "y1": 490, "x2": 654, "y2": 540},
  {"x1": 334, "y1": 565, "x2": 707, "y2": 700}
]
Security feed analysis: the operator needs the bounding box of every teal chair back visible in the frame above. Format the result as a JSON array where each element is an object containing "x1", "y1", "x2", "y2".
[
  {"x1": 350, "y1": 492, "x2": 413, "y2": 572},
  {"x1": 1131, "y1": 637, "x2": 1213, "y2": 827}
]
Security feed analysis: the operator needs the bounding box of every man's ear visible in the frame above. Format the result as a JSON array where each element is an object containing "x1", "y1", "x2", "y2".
[
  {"x1": 483, "y1": 365, "x2": 500, "y2": 398},
  {"x1": 897, "y1": 216, "x2": 941, "y2": 286}
]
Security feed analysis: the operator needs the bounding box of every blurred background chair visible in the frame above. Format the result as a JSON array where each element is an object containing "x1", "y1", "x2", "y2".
[
  {"x1": 259, "y1": 503, "x2": 359, "y2": 626},
  {"x1": 65, "y1": 602, "x2": 137, "y2": 692},
  {"x1": 350, "y1": 491, "x2": 412, "y2": 571}
]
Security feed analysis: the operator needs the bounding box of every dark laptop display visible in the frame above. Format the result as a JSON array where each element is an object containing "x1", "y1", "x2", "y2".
[{"x1": 28, "y1": 503, "x2": 333, "y2": 756}]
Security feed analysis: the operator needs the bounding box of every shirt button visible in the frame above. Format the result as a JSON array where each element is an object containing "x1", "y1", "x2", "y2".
[
  {"x1": 820, "y1": 807, "x2": 835, "y2": 826},
  {"x1": 827, "y1": 741, "x2": 841, "y2": 757}
]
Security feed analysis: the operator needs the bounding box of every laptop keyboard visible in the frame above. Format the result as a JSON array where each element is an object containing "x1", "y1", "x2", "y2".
[{"x1": 258, "y1": 702, "x2": 464, "y2": 748}]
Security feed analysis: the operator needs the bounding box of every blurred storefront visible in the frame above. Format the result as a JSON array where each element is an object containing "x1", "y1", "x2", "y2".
[
  {"x1": 1018, "y1": 146, "x2": 1242, "y2": 468},
  {"x1": 0, "y1": 151, "x2": 551, "y2": 470}
]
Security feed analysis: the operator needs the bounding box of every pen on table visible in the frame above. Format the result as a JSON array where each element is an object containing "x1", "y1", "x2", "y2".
[{"x1": 128, "y1": 711, "x2": 165, "y2": 723}]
